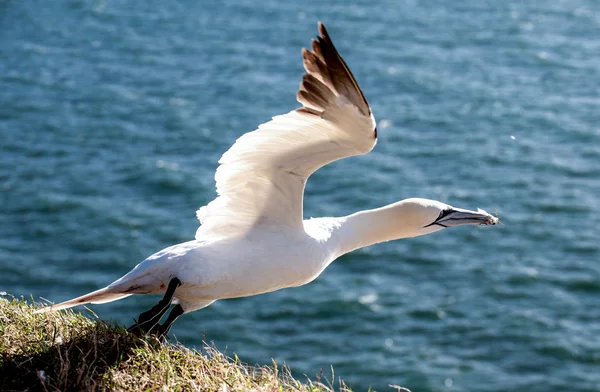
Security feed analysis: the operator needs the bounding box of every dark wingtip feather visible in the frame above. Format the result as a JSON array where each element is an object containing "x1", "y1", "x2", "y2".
[
  {"x1": 297, "y1": 22, "x2": 371, "y2": 118},
  {"x1": 318, "y1": 21, "x2": 328, "y2": 39}
]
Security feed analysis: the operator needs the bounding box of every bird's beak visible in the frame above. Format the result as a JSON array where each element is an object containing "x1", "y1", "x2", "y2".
[{"x1": 427, "y1": 207, "x2": 499, "y2": 228}]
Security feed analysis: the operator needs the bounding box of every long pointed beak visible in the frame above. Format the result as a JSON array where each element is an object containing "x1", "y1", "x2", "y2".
[{"x1": 430, "y1": 207, "x2": 499, "y2": 228}]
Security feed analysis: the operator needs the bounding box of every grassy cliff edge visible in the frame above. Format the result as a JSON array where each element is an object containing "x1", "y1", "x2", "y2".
[{"x1": 0, "y1": 296, "x2": 350, "y2": 391}]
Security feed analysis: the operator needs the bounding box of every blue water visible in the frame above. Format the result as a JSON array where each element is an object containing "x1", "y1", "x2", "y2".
[{"x1": 2, "y1": 1, "x2": 599, "y2": 391}]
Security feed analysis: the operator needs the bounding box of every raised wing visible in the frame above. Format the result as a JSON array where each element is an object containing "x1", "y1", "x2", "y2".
[{"x1": 196, "y1": 22, "x2": 377, "y2": 240}]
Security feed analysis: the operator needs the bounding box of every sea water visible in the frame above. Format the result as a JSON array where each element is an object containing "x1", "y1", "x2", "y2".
[{"x1": 1, "y1": 1, "x2": 599, "y2": 390}]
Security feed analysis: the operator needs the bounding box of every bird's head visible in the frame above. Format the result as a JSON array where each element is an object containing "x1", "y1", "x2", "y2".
[{"x1": 397, "y1": 198, "x2": 499, "y2": 237}]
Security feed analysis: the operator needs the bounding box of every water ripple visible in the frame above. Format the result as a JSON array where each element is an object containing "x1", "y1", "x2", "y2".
[{"x1": 2, "y1": 0, "x2": 600, "y2": 391}]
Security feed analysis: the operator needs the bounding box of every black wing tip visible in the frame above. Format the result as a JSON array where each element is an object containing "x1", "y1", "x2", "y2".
[
  {"x1": 296, "y1": 21, "x2": 373, "y2": 125},
  {"x1": 318, "y1": 21, "x2": 328, "y2": 40},
  {"x1": 311, "y1": 22, "x2": 371, "y2": 116}
]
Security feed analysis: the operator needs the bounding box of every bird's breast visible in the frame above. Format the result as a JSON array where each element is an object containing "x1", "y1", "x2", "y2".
[
  {"x1": 196, "y1": 235, "x2": 330, "y2": 299},
  {"x1": 164, "y1": 234, "x2": 333, "y2": 302}
]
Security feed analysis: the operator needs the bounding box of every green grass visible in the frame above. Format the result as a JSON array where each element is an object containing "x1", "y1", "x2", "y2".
[{"x1": 0, "y1": 296, "x2": 352, "y2": 391}]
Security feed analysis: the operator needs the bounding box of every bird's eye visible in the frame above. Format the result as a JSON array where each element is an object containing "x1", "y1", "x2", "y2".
[
  {"x1": 423, "y1": 208, "x2": 454, "y2": 228},
  {"x1": 437, "y1": 208, "x2": 454, "y2": 220}
]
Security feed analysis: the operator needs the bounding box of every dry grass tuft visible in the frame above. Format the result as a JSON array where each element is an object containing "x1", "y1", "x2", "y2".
[{"x1": 0, "y1": 296, "x2": 350, "y2": 391}]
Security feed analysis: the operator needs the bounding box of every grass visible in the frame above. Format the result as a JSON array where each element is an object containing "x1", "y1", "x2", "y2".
[{"x1": 0, "y1": 296, "x2": 352, "y2": 392}]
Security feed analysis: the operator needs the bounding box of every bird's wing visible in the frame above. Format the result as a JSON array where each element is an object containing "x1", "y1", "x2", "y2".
[{"x1": 196, "y1": 22, "x2": 377, "y2": 240}]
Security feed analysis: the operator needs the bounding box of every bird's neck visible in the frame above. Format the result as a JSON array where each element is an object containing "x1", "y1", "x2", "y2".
[{"x1": 328, "y1": 202, "x2": 441, "y2": 258}]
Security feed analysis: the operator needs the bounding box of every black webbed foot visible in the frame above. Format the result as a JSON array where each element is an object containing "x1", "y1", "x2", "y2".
[
  {"x1": 127, "y1": 277, "x2": 181, "y2": 336},
  {"x1": 152, "y1": 304, "x2": 185, "y2": 342}
]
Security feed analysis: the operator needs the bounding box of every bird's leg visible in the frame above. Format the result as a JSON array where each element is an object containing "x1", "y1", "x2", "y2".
[
  {"x1": 128, "y1": 277, "x2": 181, "y2": 336},
  {"x1": 152, "y1": 304, "x2": 185, "y2": 341}
]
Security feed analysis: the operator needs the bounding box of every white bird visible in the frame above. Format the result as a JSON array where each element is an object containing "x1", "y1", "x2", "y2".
[{"x1": 37, "y1": 23, "x2": 498, "y2": 338}]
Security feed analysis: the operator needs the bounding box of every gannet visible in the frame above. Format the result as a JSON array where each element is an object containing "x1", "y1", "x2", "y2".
[{"x1": 37, "y1": 23, "x2": 498, "y2": 338}]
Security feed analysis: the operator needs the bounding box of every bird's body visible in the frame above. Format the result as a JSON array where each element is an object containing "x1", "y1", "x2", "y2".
[
  {"x1": 110, "y1": 221, "x2": 336, "y2": 308},
  {"x1": 124, "y1": 229, "x2": 332, "y2": 306},
  {"x1": 38, "y1": 23, "x2": 498, "y2": 338}
]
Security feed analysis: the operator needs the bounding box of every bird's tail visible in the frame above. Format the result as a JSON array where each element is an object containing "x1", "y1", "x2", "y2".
[{"x1": 35, "y1": 287, "x2": 132, "y2": 313}]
